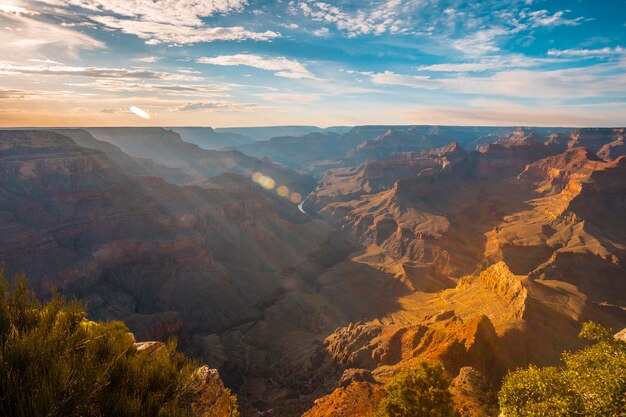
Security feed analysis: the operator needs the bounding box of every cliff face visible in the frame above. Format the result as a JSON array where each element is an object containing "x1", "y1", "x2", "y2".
[
  {"x1": 0, "y1": 130, "x2": 323, "y2": 339},
  {"x1": 136, "y1": 341, "x2": 235, "y2": 417},
  {"x1": 300, "y1": 132, "x2": 626, "y2": 416}
]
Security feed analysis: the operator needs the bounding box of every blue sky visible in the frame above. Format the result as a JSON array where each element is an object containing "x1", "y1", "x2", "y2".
[{"x1": 0, "y1": 0, "x2": 625, "y2": 126}]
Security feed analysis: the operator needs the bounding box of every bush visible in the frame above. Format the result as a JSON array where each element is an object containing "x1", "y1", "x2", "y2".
[
  {"x1": 376, "y1": 362, "x2": 457, "y2": 417},
  {"x1": 0, "y1": 273, "x2": 239, "y2": 417},
  {"x1": 499, "y1": 321, "x2": 626, "y2": 417}
]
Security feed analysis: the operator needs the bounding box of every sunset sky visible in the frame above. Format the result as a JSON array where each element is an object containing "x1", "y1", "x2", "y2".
[{"x1": 1, "y1": 0, "x2": 625, "y2": 127}]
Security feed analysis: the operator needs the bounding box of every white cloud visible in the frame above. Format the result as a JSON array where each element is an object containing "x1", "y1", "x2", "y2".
[
  {"x1": 0, "y1": 63, "x2": 200, "y2": 80},
  {"x1": 364, "y1": 60, "x2": 626, "y2": 99},
  {"x1": 26, "y1": 0, "x2": 279, "y2": 45},
  {"x1": 68, "y1": 79, "x2": 231, "y2": 96},
  {"x1": 89, "y1": 16, "x2": 279, "y2": 44},
  {"x1": 525, "y1": 9, "x2": 583, "y2": 28},
  {"x1": 548, "y1": 46, "x2": 625, "y2": 57},
  {"x1": 197, "y1": 54, "x2": 316, "y2": 79},
  {"x1": 35, "y1": 0, "x2": 249, "y2": 26},
  {"x1": 135, "y1": 56, "x2": 160, "y2": 63},
  {"x1": 0, "y1": 3, "x2": 32, "y2": 14},
  {"x1": 452, "y1": 27, "x2": 508, "y2": 55},
  {"x1": 0, "y1": 7, "x2": 104, "y2": 60},
  {"x1": 416, "y1": 55, "x2": 552, "y2": 72},
  {"x1": 366, "y1": 70, "x2": 436, "y2": 89},
  {"x1": 297, "y1": 0, "x2": 419, "y2": 37},
  {"x1": 312, "y1": 27, "x2": 330, "y2": 37}
]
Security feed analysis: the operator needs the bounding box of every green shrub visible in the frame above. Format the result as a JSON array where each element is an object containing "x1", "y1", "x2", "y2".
[
  {"x1": 0, "y1": 273, "x2": 239, "y2": 417},
  {"x1": 376, "y1": 362, "x2": 457, "y2": 417},
  {"x1": 499, "y1": 321, "x2": 626, "y2": 417}
]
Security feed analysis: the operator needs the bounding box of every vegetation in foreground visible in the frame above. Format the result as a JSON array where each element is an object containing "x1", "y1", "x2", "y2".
[
  {"x1": 375, "y1": 362, "x2": 458, "y2": 417},
  {"x1": 499, "y1": 321, "x2": 626, "y2": 417},
  {"x1": 375, "y1": 321, "x2": 625, "y2": 417},
  {"x1": 0, "y1": 273, "x2": 239, "y2": 417}
]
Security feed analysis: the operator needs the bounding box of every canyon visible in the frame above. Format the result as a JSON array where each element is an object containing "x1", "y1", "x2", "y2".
[{"x1": 0, "y1": 126, "x2": 624, "y2": 416}]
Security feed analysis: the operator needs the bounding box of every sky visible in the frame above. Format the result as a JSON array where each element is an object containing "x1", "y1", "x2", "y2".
[{"x1": 0, "y1": 0, "x2": 625, "y2": 127}]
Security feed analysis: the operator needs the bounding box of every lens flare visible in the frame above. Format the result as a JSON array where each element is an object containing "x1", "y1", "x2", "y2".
[
  {"x1": 252, "y1": 172, "x2": 263, "y2": 182},
  {"x1": 290, "y1": 192, "x2": 302, "y2": 204},
  {"x1": 276, "y1": 185, "x2": 289, "y2": 197},
  {"x1": 129, "y1": 105, "x2": 150, "y2": 119},
  {"x1": 259, "y1": 176, "x2": 275, "y2": 190}
]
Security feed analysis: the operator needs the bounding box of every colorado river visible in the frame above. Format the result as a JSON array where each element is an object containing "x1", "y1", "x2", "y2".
[{"x1": 298, "y1": 191, "x2": 314, "y2": 215}]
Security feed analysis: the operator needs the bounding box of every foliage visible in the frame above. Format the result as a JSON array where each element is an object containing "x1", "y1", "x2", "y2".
[
  {"x1": 499, "y1": 321, "x2": 626, "y2": 417},
  {"x1": 376, "y1": 362, "x2": 457, "y2": 417},
  {"x1": 0, "y1": 273, "x2": 239, "y2": 417}
]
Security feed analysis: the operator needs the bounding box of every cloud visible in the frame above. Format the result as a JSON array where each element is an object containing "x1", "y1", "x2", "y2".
[
  {"x1": 0, "y1": 3, "x2": 33, "y2": 15},
  {"x1": 0, "y1": 7, "x2": 104, "y2": 60},
  {"x1": 0, "y1": 88, "x2": 37, "y2": 99},
  {"x1": 29, "y1": 0, "x2": 279, "y2": 45},
  {"x1": 312, "y1": 27, "x2": 330, "y2": 37},
  {"x1": 135, "y1": 56, "x2": 161, "y2": 63},
  {"x1": 364, "y1": 60, "x2": 626, "y2": 99},
  {"x1": 171, "y1": 101, "x2": 263, "y2": 112},
  {"x1": 0, "y1": 63, "x2": 200, "y2": 80},
  {"x1": 297, "y1": 0, "x2": 419, "y2": 37},
  {"x1": 197, "y1": 54, "x2": 316, "y2": 79},
  {"x1": 416, "y1": 55, "x2": 553, "y2": 72},
  {"x1": 449, "y1": 8, "x2": 584, "y2": 56},
  {"x1": 525, "y1": 9, "x2": 583, "y2": 28},
  {"x1": 452, "y1": 27, "x2": 508, "y2": 55},
  {"x1": 99, "y1": 107, "x2": 130, "y2": 114},
  {"x1": 366, "y1": 71, "x2": 436, "y2": 89},
  {"x1": 548, "y1": 46, "x2": 626, "y2": 57},
  {"x1": 89, "y1": 16, "x2": 280, "y2": 44},
  {"x1": 36, "y1": 0, "x2": 248, "y2": 26},
  {"x1": 68, "y1": 79, "x2": 231, "y2": 96}
]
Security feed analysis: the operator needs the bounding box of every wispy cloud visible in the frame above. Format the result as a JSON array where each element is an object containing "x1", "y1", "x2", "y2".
[
  {"x1": 452, "y1": 27, "x2": 508, "y2": 55},
  {"x1": 36, "y1": 0, "x2": 249, "y2": 26},
  {"x1": 548, "y1": 46, "x2": 626, "y2": 57},
  {"x1": 198, "y1": 54, "x2": 316, "y2": 79},
  {"x1": 99, "y1": 107, "x2": 131, "y2": 114},
  {"x1": 135, "y1": 56, "x2": 161, "y2": 63},
  {"x1": 0, "y1": 7, "x2": 104, "y2": 60},
  {"x1": 90, "y1": 16, "x2": 279, "y2": 45},
  {"x1": 67, "y1": 79, "x2": 231, "y2": 96},
  {"x1": 525, "y1": 9, "x2": 584, "y2": 28},
  {"x1": 365, "y1": 71, "x2": 436, "y2": 89},
  {"x1": 416, "y1": 55, "x2": 553, "y2": 72},
  {"x1": 26, "y1": 0, "x2": 278, "y2": 45},
  {"x1": 452, "y1": 8, "x2": 584, "y2": 56},
  {"x1": 363, "y1": 60, "x2": 626, "y2": 99},
  {"x1": 0, "y1": 63, "x2": 199, "y2": 80},
  {"x1": 171, "y1": 101, "x2": 265, "y2": 112}
]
